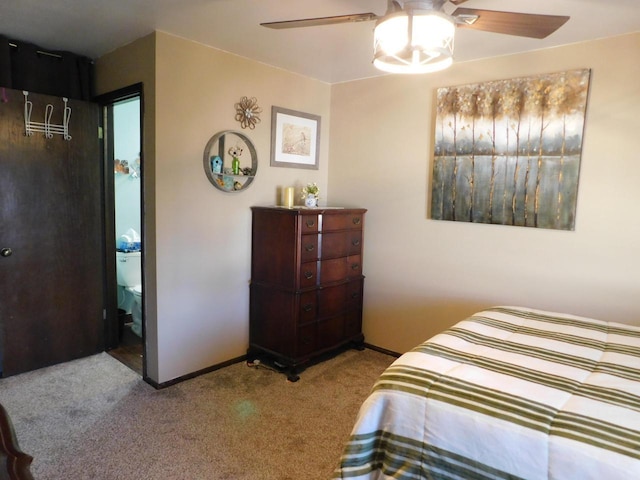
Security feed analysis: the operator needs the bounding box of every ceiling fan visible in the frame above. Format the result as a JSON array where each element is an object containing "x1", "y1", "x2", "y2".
[{"x1": 261, "y1": 1, "x2": 570, "y2": 74}]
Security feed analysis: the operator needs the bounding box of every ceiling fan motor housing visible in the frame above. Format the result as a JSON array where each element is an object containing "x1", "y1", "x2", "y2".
[{"x1": 374, "y1": 2, "x2": 455, "y2": 73}]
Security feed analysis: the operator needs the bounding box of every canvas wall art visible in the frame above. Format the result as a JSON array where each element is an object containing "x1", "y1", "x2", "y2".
[{"x1": 431, "y1": 69, "x2": 591, "y2": 230}]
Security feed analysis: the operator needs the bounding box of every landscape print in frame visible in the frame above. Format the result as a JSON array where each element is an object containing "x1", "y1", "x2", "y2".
[{"x1": 431, "y1": 69, "x2": 591, "y2": 230}]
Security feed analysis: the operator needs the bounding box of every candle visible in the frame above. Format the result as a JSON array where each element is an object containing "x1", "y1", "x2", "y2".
[{"x1": 283, "y1": 187, "x2": 294, "y2": 208}]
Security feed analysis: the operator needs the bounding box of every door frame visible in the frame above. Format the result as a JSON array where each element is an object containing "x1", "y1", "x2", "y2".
[{"x1": 95, "y1": 83, "x2": 145, "y2": 374}]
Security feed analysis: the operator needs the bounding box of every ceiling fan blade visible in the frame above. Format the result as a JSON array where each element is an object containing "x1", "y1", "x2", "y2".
[
  {"x1": 449, "y1": 0, "x2": 470, "y2": 4},
  {"x1": 261, "y1": 13, "x2": 379, "y2": 29},
  {"x1": 452, "y1": 8, "x2": 570, "y2": 39}
]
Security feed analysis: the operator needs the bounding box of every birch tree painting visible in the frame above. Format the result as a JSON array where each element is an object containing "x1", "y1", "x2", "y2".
[{"x1": 431, "y1": 69, "x2": 591, "y2": 230}]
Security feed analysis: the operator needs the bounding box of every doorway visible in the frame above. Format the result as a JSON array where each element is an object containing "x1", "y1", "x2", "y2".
[{"x1": 97, "y1": 84, "x2": 145, "y2": 376}]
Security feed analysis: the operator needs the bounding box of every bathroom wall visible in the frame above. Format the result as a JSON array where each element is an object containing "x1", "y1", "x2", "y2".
[{"x1": 114, "y1": 98, "x2": 141, "y2": 243}]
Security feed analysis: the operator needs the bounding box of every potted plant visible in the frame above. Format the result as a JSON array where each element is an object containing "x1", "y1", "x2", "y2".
[{"x1": 301, "y1": 182, "x2": 319, "y2": 207}]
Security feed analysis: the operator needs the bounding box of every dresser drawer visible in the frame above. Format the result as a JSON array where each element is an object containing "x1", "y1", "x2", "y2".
[
  {"x1": 346, "y1": 279, "x2": 363, "y2": 308},
  {"x1": 344, "y1": 310, "x2": 362, "y2": 338},
  {"x1": 323, "y1": 212, "x2": 364, "y2": 231},
  {"x1": 316, "y1": 280, "x2": 363, "y2": 317},
  {"x1": 347, "y1": 255, "x2": 362, "y2": 277},
  {"x1": 301, "y1": 234, "x2": 319, "y2": 262},
  {"x1": 317, "y1": 315, "x2": 345, "y2": 350},
  {"x1": 298, "y1": 291, "x2": 317, "y2": 323},
  {"x1": 318, "y1": 283, "x2": 347, "y2": 317},
  {"x1": 320, "y1": 256, "x2": 363, "y2": 284},
  {"x1": 319, "y1": 258, "x2": 348, "y2": 284},
  {"x1": 296, "y1": 323, "x2": 317, "y2": 357},
  {"x1": 299, "y1": 261, "x2": 318, "y2": 288},
  {"x1": 301, "y1": 214, "x2": 319, "y2": 233},
  {"x1": 321, "y1": 231, "x2": 363, "y2": 259}
]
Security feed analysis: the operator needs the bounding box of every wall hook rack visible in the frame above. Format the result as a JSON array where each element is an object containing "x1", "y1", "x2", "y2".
[{"x1": 23, "y1": 91, "x2": 72, "y2": 140}]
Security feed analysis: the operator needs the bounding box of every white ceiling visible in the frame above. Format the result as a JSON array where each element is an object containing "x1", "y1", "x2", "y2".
[{"x1": 1, "y1": 0, "x2": 639, "y2": 84}]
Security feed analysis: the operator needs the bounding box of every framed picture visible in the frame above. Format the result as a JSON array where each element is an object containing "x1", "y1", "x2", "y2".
[{"x1": 270, "y1": 106, "x2": 320, "y2": 169}]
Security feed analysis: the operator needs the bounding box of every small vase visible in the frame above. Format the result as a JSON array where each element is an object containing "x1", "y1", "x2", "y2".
[{"x1": 305, "y1": 194, "x2": 318, "y2": 208}]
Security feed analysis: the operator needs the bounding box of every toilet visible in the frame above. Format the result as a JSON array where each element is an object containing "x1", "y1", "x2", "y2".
[{"x1": 116, "y1": 251, "x2": 142, "y2": 337}]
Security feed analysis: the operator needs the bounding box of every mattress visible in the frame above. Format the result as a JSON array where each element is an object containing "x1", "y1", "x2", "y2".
[{"x1": 334, "y1": 307, "x2": 640, "y2": 479}]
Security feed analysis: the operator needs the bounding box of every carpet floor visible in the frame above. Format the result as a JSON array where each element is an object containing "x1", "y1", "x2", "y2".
[{"x1": 0, "y1": 348, "x2": 395, "y2": 480}]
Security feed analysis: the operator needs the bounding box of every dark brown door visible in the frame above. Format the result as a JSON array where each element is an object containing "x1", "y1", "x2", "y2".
[{"x1": 0, "y1": 88, "x2": 103, "y2": 377}]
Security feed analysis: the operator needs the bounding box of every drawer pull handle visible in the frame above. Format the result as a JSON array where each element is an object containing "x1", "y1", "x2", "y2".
[
  {"x1": 351, "y1": 239, "x2": 360, "y2": 246},
  {"x1": 352, "y1": 217, "x2": 361, "y2": 225},
  {"x1": 306, "y1": 219, "x2": 315, "y2": 227},
  {"x1": 351, "y1": 263, "x2": 360, "y2": 270},
  {"x1": 304, "y1": 271, "x2": 314, "y2": 279},
  {"x1": 305, "y1": 244, "x2": 315, "y2": 252},
  {"x1": 303, "y1": 304, "x2": 313, "y2": 312}
]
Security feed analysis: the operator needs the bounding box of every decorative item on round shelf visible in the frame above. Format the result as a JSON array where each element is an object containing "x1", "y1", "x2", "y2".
[
  {"x1": 228, "y1": 145, "x2": 243, "y2": 175},
  {"x1": 235, "y1": 96, "x2": 262, "y2": 129}
]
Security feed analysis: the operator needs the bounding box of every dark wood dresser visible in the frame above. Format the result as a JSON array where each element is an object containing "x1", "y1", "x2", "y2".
[{"x1": 249, "y1": 206, "x2": 366, "y2": 381}]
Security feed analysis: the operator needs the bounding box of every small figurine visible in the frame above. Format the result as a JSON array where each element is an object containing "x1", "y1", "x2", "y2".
[
  {"x1": 114, "y1": 159, "x2": 129, "y2": 174},
  {"x1": 211, "y1": 155, "x2": 223, "y2": 174},
  {"x1": 228, "y1": 145, "x2": 243, "y2": 175}
]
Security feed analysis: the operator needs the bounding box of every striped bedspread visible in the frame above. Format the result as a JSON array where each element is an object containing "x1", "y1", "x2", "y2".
[{"x1": 334, "y1": 307, "x2": 640, "y2": 479}]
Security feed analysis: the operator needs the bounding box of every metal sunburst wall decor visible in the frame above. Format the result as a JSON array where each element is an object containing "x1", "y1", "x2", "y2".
[{"x1": 235, "y1": 96, "x2": 262, "y2": 129}]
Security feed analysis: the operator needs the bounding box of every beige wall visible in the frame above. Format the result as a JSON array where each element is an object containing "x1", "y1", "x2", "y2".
[
  {"x1": 98, "y1": 32, "x2": 331, "y2": 383},
  {"x1": 96, "y1": 31, "x2": 639, "y2": 383},
  {"x1": 95, "y1": 33, "x2": 161, "y2": 381},
  {"x1": 328, "y1": 32, "x2": 640, "y2": 354},
  {"x1": 153, "y1": 33, "x2": 330, "y2": 382}
]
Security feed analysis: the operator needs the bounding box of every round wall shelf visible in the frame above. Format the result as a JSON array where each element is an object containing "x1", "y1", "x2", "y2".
[{"x1": 203, "y1": 130, "x2": 258, "y2": 192}]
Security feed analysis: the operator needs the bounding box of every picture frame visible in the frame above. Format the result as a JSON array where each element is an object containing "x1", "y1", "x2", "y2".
[{"x1": 270, "y1": 106, "x2": 320, "y2": 169}]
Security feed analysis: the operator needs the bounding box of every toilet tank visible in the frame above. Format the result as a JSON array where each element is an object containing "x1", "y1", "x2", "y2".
[{"x1": 116, "y1": 251, "x2": 142, "y2": 287}]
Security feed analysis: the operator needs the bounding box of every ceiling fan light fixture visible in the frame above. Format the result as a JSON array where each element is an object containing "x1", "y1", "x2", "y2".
[{"x1": 373, "y1": 8, "x2": 455, "y2": 74}]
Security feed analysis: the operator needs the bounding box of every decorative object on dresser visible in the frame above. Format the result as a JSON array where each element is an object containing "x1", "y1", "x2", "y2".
[
  {"x1": 282, "y1": 186, "x2": 295, "y2": 208},
  {"x1": 249, "y1": 206, "x2": 366, "y2": 381},
  {"x1": 301, "y1": 182, "x2": 320, "y2": 207},
  {"x1": 0, "y1": 403, "x2": 34, "y2": 480}
]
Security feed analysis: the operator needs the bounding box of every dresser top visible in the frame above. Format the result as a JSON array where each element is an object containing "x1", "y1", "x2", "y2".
[{"x1": 251, "y1": 206, "x2": 366, "y2": 214}]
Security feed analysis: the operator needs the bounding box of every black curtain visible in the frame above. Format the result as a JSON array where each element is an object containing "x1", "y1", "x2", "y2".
[{"x1": 0, "y1": 34, "x2": 93, "y2": 101}]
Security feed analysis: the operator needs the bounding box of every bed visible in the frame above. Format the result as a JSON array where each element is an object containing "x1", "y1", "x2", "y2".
[{"x1": 334, "y1": 306, "x2": 640, "y2": 479}]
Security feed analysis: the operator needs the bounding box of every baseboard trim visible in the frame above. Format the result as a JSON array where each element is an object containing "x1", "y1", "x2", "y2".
[
  {"x1": 363, "y1": 343, "x2": 401, "y2": 358},
  {"x1": 144, "y1": 344, "x2": 399, "y2": 389},
  {"x1": 144, "y1": 354, "x2": 247, "y2": 389}
]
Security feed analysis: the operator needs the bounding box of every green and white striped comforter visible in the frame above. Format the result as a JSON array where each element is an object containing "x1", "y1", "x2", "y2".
[{"x1": 334, "y1": 307, "x2": 640, "y2": 479}]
